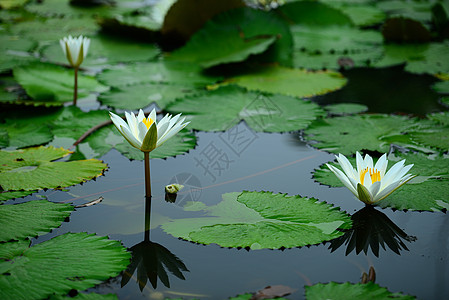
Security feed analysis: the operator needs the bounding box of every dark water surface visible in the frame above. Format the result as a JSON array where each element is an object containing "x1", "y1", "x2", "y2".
[{"x1": 16, "y1": 67, "x2": 449, "y2": 299}]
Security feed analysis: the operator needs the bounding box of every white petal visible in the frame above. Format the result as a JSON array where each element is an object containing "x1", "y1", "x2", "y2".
[
  {"x1": 374, "y1": 153, "x2": 388, "y2": 177},
  {"x1": 395, "y1": 164, "x2": 414, "y2": 181},
  {"x1": 381, "y1": 160, "x2": 406, "y2": 187},
  {"x1": 125, "y1": 111, "x2": 138, "y2": 138},
  {"x1": 137, "y1": 121, "x2": 148, "y2": 143},
  {"x1": 110, "y1": 112, "x2": 129, "y2": 134},
  {"x1": 326, "y1": 164, "x2": 358, "y2": 196},
  {"x1": 137, "y1": 109, "x2": 145, "y2": 122},
  {"x1": 120, "y1": 125, "x2": 142, "y2": 149},
  {"x1": 83, "y1": 38, "x2": 90, "y2": 57},
  {"x1": 373, "y1": 179, "x2": 402, "y2": 202},
  {"x1": 148, "y1": 108, "x2": 157, "y2": 123},
  {"x1": 369, "y1": 181, "x2": 381, "y2": 199},
  {"x1": 336, "y1": 153, "x2": 358, "y2": 180},
  {"x1": 364, "y1": 153, "x2": 374, "y2": 169},
  {"x1": 157, "y1": 120, "x2": 170, "y2": 140},
  {"x1": 362, "y1": 170, "x2": 372, "y2": 188},
  {"x1": 59, "y1": 40, "x2": 67, "y2": 55},
  {"x1": 356, "y1": 152, "x2": 365, "y2": 175}
]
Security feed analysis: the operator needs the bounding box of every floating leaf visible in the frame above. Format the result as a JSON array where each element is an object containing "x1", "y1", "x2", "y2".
[
  {"x1": 42, "y1": 34, "x2": 160, "y2": 67},
  {"x1": 0, "y1": 35, "x2": 38, "y2": 73},
  {"x1": 99, "y1": 83, "x2": 201, "y2": 110},
  {"x1": 410, "y1": 127, "x2": 449, "y2": 151},
  {"x1": 14, "y1": 63, "x2": 108, "y2": 105},
  {"x1": 291, "y1": 25, "x2": 383, "y2": 53},
  {"x1": 0, "y1": 232, "x2": 130, "y2": 300},
  {"x1": 323, "y1": 2, "x2": 386, "y2": 27},
  {"x1": 49, "y1": 293, "x2": 119, "y2": 300},
  {"x1": 325, "y1": 103, "x2": 368, "y2": 115},
  {"x1": 0, "y1": 191, "x2": 34, "y2": 204},
  {"x1": 10, "y1": 17, "x2": 99, "y2": 44},
  {"x1": 0, "y1": 200, "x2": 73, "y2": 242},
  {"x1": 233, "y1": 66, "x2": 347, "y2": 98},
  {"x1": 432, "y1": 80, "x2": 449, "y2": 94},
  {"x1": 0, "y1": 0, "x2": 28, "y2": 9},
  {"x1": 161, "y1": 191, "x2": 352, "y2": 249},
  {"x1": 305, "y1": 282, "x2": 415, "y2": 300},
  {"x1": 374, "y1": 42, "x2": 449, "y2": 75},
  {"x1": 427, "y1": 111, "x2": 449, "y2": 126},
  {"x1": 278, "y1": 1, "x2": 353, "y2": 26},
  {"x1": 168, "y1": 7, "x2": 292, "y2": 67},
  {"x1": 97, "y1": 61, "x2": 220, "y2": 87},
  {"x1": 0, "y1": 116, "x2": 54, "y2": 149},
  {"x1": 376, "y1": 0, "x2": 433, "y2": 22},
  {"x1": 25, "y1": 0, "x2": 124, "y2": 17},
  {"x1": 303, "y1": 114, "x2": 429, "y2": 155},
  {"x1": 166, "y1": 85, "x2": 325, "y2": 132},
  {"x1": 0, "y1": 146, "x2": 107, "y2": 191}
]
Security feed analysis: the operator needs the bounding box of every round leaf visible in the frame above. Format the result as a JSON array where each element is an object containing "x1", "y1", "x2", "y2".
[
  {"x1": 0, "y1": 200, "x2": 74, "y2": 242},
  {"x1": 166, "y1": 85, "x2": 325, "y2": 132},
  {"x1": 0, "y1": 146, "x2": 107, "y2": 191},
  {"x1": 232, "y1": 66, "x2": 347, "y2": 98},
  {"x1": 161, "y1": 191, "x2": 352, "y2": 249},
  {"x1": 0, "y1": 232, "x2": 130, "y2": 300}
]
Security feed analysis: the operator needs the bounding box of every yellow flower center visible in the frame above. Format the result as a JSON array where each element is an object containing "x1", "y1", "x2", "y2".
[
  {"x1": 360, "y1": 167, "x2": 381, "y2": 185},
  {"x1": 142, "y1": 117, "x2": 154, "y2": 129}
]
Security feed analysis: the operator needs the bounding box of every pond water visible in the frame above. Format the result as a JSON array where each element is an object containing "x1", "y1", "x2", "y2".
[{"x1": 11, "y1": 66, "x2": 448, "y2": 299}]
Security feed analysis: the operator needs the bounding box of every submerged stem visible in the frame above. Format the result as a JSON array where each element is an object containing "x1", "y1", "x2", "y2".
[
  {"x1": 144, "y1": 195, "x2": 151, "y2": 241},
  {"x1": 73, "y1": 67, "x2": 78, "y2": 106}
]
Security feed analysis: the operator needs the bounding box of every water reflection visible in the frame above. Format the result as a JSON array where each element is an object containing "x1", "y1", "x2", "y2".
[
  {"x1": 121, "y1": 197, "x2": 189, "y2": 291},
  {"x1": 329, "y1": 205, "x2": 417, "y2": 257}
]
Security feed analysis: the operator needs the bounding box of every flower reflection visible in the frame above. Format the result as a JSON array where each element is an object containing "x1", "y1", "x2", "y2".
[
  {"x1": 121, "y1": 197, "x2": 189, "y2": 290},
  {"x1": 328, "y1": 205, "x2": 416, "y2": 257}
]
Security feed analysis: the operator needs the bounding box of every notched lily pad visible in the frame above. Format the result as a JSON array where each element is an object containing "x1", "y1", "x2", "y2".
[
  {"x1": 0, "y1": 232, "x2": 130, "y2": 300},
  {"x1": 232, "y1": 66, "x2": 347, "y2": 99},
  {"x1": 324, "y1": 103, "x2": 368, "y2": 115},
  {"x1": 0, "y1": 200, "x2": 74, "y2": 242},
  {"x1": 0, "y1": 190, "x2": 34, "y2": 204},
  {"x1": 166, "y1": 85, "x2": 325, "y2": 132},
  {"x1": 303, "y1": 114, "x2": 431, "y2": 155},
  {"x1": 0, "y1": 146, "x2": 107, "y2": 191},
  {"x1": 161, "y1": 191, "x2": 352, "y2": 250},
  {"x1": 14, "y1": 63, "x2": 108, "y2": 105},
  {"x1": 305, "y1": 282, "x2": 415, "y2": 300}
]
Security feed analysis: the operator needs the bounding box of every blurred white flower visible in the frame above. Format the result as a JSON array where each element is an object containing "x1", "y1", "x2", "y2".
[
  {"x1": 326, "y1": 152, "x2": 415, "y2": 205},
  {"x1": 59, "y1": 35, "x2": 90, "y2": 68},
  {"x1": 109, "y1": 108, "x2": 189, "y2": 153}
]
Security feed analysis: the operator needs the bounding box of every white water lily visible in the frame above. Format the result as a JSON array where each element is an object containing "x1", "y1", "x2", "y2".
[
  {"x1": 109, "y1": 108, "x2": 189, "y2": 153},
  {"x1": 326, "y1": 152, "x2": 415, "y2": 205},
  {"x1": 59, "y1": 35, "x2": 90, "y2": 68}
]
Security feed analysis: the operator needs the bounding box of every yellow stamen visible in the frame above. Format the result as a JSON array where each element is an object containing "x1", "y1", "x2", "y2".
[
  {"x1": 142, "y1": 117, "x2": 154, "y2": 129},
  {"x1": 360, "y1": 167, "x2": 381, "y2": 185}
]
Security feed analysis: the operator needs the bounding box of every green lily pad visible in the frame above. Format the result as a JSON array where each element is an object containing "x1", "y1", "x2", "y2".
[
  {"x1": 278, "y1": 1, "x2": 353, "y2": 26},
  {"x1": 374, "y1": 43, "x2": 449, "y2": 75},
  {"x1": 410, "y1": 127, "x2": 449, "y2": 151},
  {"x1": 168, "y1": 7, "x2": 292, "y2": 67},
  {"x1": 49, "y1": 293, "x2": 118, "y2": 300},
  {"x1": 313, "y1": 152, "x2": 449, "y2": 211},
  {"x1": 305, "y1": 282, "x2": 415, "y2": 300},
  {"x1": 99, "y1": 82, "x2": 201, "y2": 110},
  {"x1": 161, "y1": 191, "x2": 352, "y2": 250},
  {"x1": 14, "y1": 63, "x2": 108, "y2": 105},
  {"x1": 166, "y1": 85, "x2": 325, "y2": 132},
  {"x1": 97, "y1": 61, "x2": 220, "y2": 87},
  {"x1": 233, "y1": 66, "x2": 347, "y2": 98},
  {"x1": 0, "y1": 232, "x2": 130, "y2": 300},
  {"x1": 0, "y1": 200, "x2": 74, "y2": 242},
  {"x1": 303, "y1": 114, "x2": 430, "y2": 155},
  {"x1": 25, "y1": 0, "x2": 125, "y2": 17},
  {"x1": 323, "y1": 2, "x2": 386, "y2": 27},
  {"x1": 0, "y1": 146, "x2": 107, "y2": 191},
  {"x1": 291, "y1": 25, "x2": 383, "y2": 53},
  {"x1": 376, "y1": 0, "x2": 433, "y2": 22},
  {"x1": 0, "y1": 35, "x2": 38, "y2": 73},
  {"x1": 0, "y1": 0, "x2": 28, "y2": 9},
  {"x1": 432, "y1": 80, "x2": 449, "y2": 94},
  {"x1": 0, "y1": 115, "x2": 54, "y2": 149},
  {"x1": 0, "y1": 191, "x2": 34, "y2": 204},
  {"x1": 427, "y1": 111, "x2": 449, "y2": 126},
  {"x1": 324, "y1": 103, "x2": 368, "y2": 115},
  {"x1": 293, "y1": 47, "x2": 383, "y2": 70},
  {"x1": 41, "y1": 34, "x2": 160, "y2": 67},
  {"x1": 78, "y1": 125, "x2": 196, "y2": 160},
  {"x1": 10, "y1": 17, "x2": 99, "y2": 45}
]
